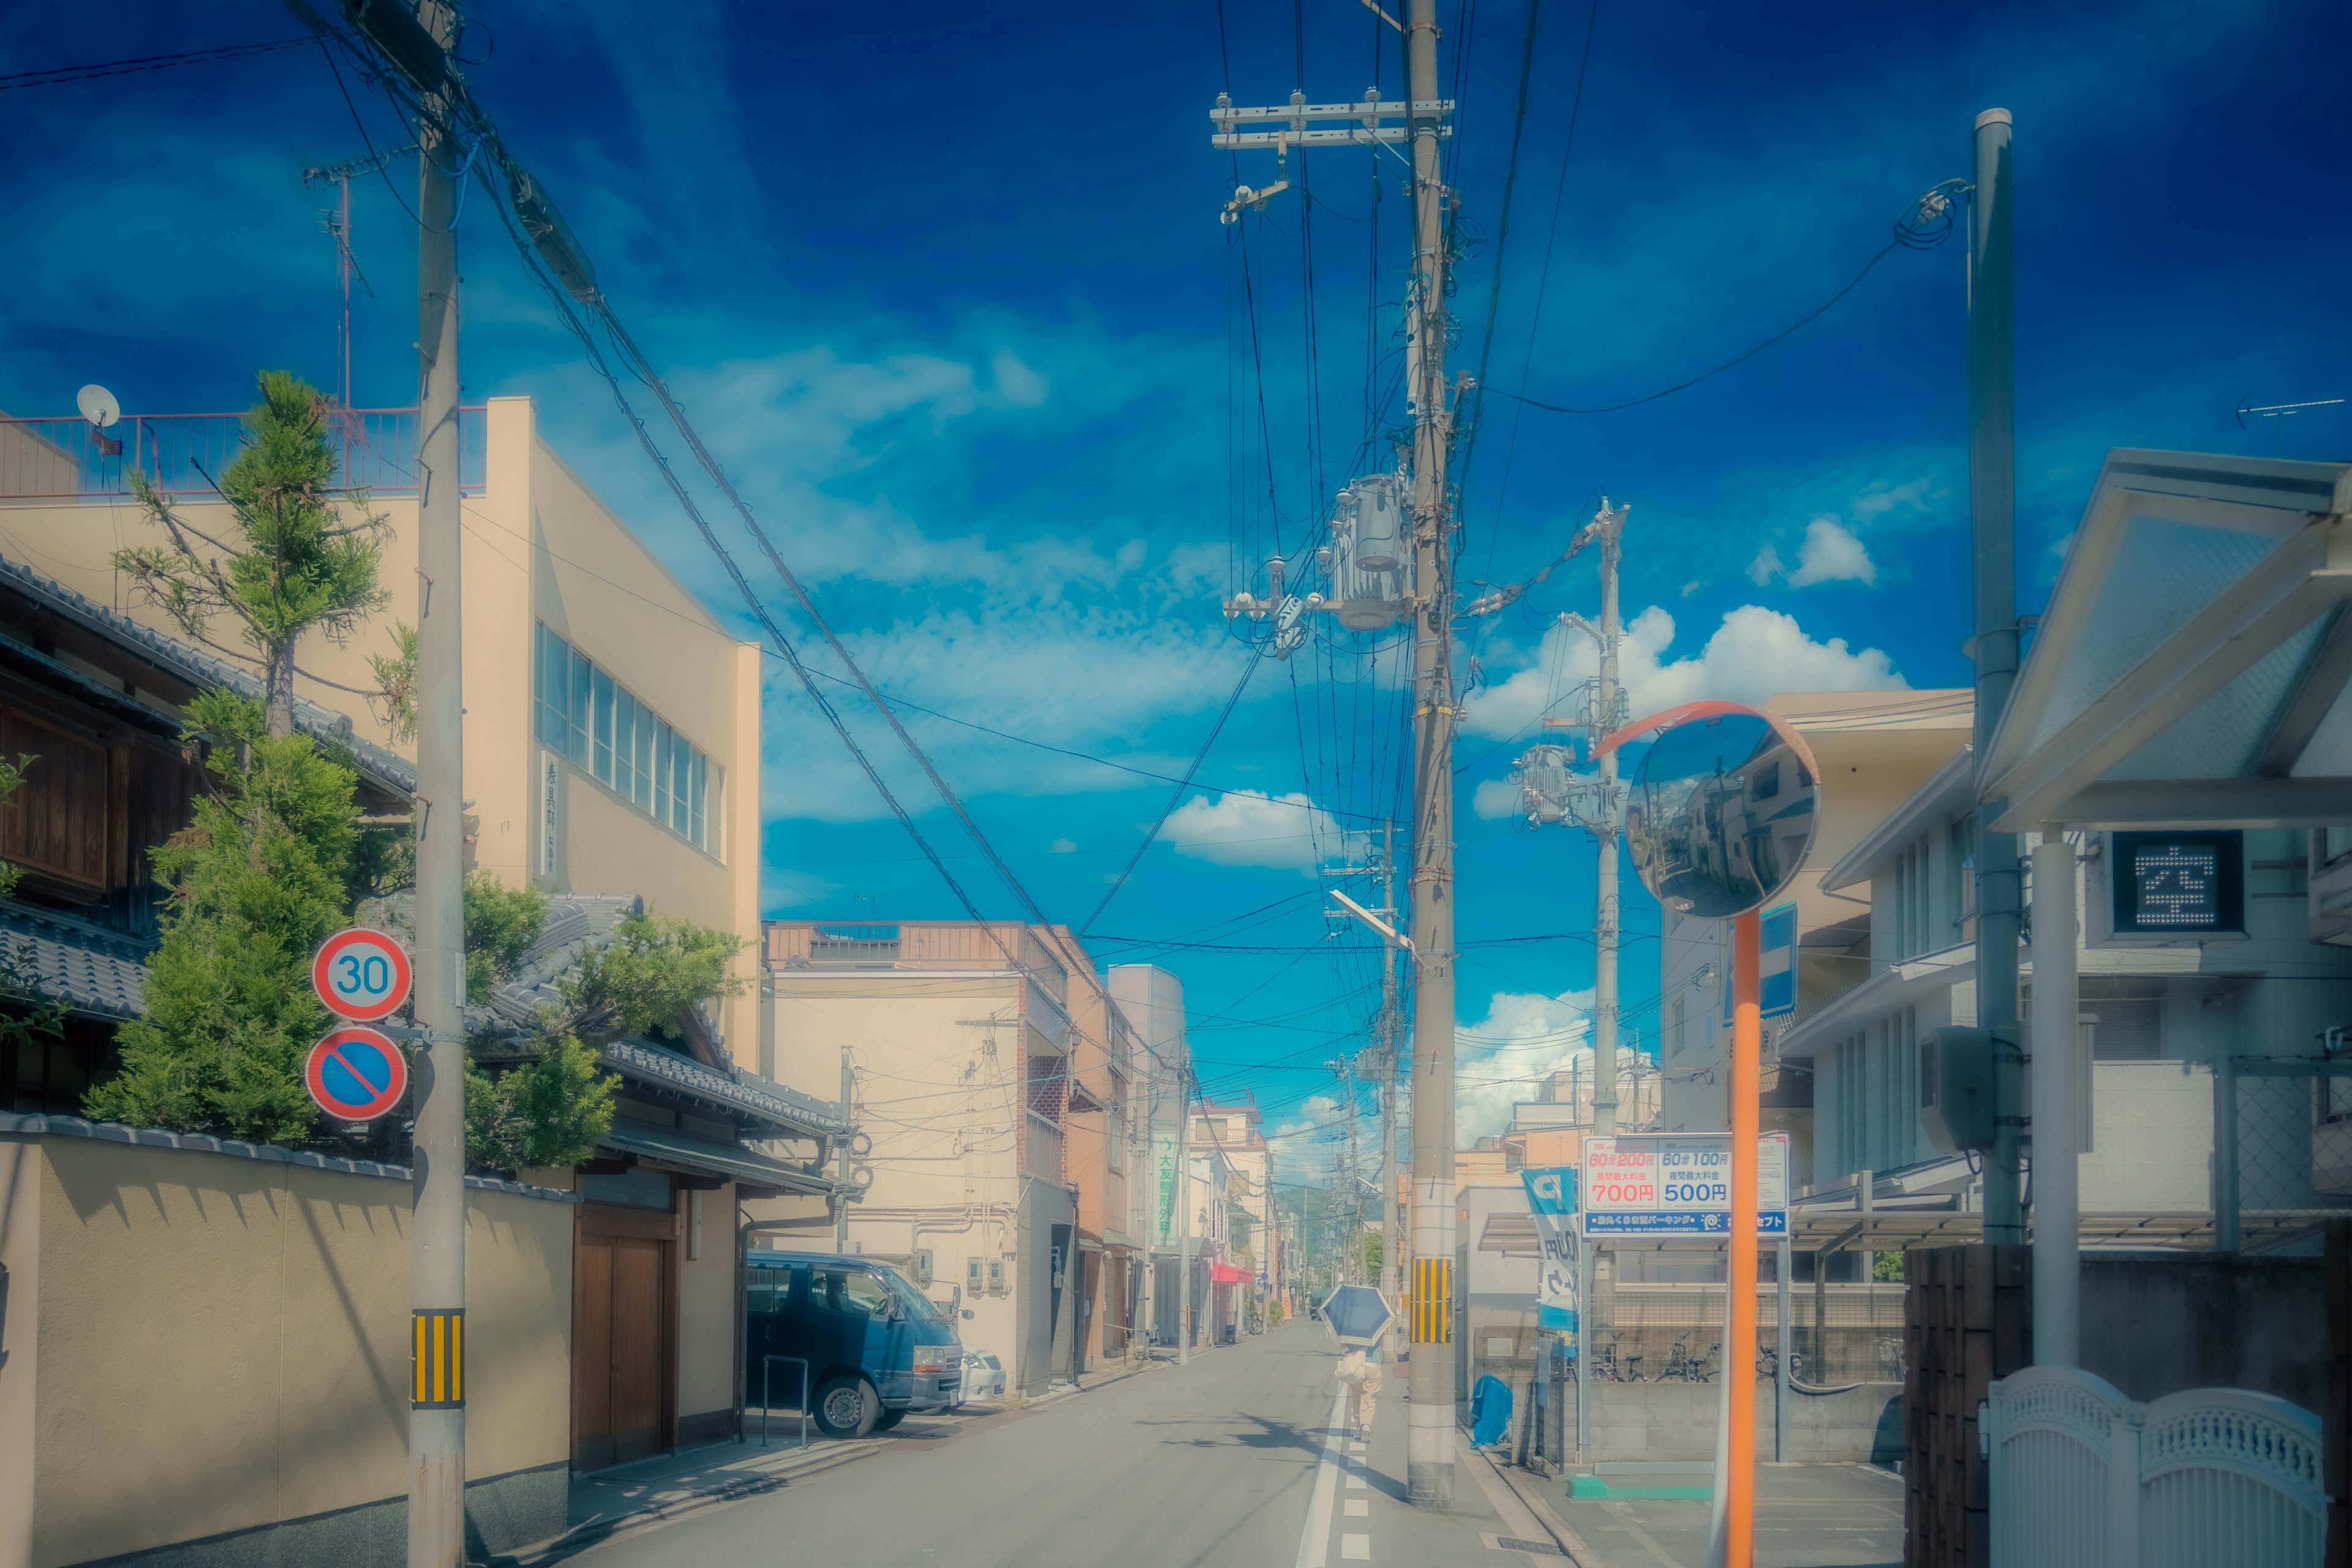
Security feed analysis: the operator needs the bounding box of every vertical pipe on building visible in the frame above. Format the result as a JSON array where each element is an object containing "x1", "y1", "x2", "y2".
[
  {"x1": 1968, "y1": 107, "x2": 2026, "y2": 1244},
  {"x1": 407, "y1": 8, "x2": 467, "y2": 1561},
  {"x1": 2214, "y1": 1054, "x2": 2241, "y2": 1254},
  {"x1": 1774, "y1": 1232, "x2": 1791, "y2": 1461},
  {"x1": 2030, "y1": 827, "x2": 2080, "y2": 1363}
]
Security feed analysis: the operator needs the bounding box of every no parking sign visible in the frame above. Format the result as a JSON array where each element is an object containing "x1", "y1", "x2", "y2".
[
  {"x1": 312, "y1": 927, "x2": 413, "y2": 1022},
  {"x1": 305, "y1": 1025, "x2": 410, "y2": 1121}
]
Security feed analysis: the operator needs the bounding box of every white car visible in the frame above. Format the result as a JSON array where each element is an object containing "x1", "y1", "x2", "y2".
[{"x1": 957, "y1": 1348, "x2": 1006, "y2": 1403}]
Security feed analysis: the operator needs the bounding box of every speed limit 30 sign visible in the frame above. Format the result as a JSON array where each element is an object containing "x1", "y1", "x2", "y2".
[{"x1": 312, "y1": 927, "x2": 414, "y2": 1022}]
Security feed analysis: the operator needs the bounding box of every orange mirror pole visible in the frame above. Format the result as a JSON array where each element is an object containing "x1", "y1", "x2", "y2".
[{"x1": 1725, "y1": 909, "x2": 1762, "y2": 1567}]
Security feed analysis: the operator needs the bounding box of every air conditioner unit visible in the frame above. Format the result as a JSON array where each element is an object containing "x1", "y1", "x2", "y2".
[{"x1": 2086, "y1": 830, "x2": 2246, "y2": 946}]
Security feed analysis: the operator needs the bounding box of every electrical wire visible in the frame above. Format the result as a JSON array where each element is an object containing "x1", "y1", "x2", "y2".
[
  {"x1": 0, "y1": 37, "x2": 307, "y2": 89},
  {"x1": 1483, "y1": 181, "x2": 1969, "y2": 417}
]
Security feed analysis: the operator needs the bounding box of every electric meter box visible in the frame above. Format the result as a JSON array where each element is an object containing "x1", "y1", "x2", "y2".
[
  {"x1": 2086, "y1": 830, "x2": 2245, "y2": 947},
  {"x1": 1918, "y1": 1025, "x2": 1995, "y2": 1153}
]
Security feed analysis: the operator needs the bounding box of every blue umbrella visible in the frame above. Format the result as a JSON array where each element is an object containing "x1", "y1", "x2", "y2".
[{"x1": 1318, "y1": 1284, "x2": 1393, "y2": 1348}]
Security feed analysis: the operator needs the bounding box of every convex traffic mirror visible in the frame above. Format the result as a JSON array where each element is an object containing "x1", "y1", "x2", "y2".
[{"x1": 1624, "y1": 707, "x2": 1818, "y2": 919}]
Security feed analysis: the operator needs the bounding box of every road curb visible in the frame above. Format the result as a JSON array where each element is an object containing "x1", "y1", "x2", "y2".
[{"x1": 481, "y1": 1439, "x2": 889, "y2": 1567}]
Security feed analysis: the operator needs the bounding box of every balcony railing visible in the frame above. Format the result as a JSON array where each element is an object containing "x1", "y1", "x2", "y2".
[{"x1": 0, "y1": 407, "x2": 487, "y2": 501}]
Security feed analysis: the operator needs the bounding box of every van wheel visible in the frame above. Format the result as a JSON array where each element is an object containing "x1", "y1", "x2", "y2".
[
  {"x1": 872, "y1": 1408, "x2": 905, "y2": 1431},
  {"x1": 813, "y1": 1375, "x2": 879, "y2": 1439}
]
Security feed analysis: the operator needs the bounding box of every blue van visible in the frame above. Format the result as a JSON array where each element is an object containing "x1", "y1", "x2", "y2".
[{"x1": 744, "y1": 1253, "x2": 962, "y2": 1439}]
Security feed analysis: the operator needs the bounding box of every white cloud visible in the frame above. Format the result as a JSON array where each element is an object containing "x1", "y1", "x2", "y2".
[
  {"x1": 1162, "y1": 790, "x2": 1354, "y2": 872},
  {"x1": 1784, "y1": 516, "x2": 1877, "y2": 587},
  {"x1": 1679, "y1": 579, "x2": 1703, "y2": 598},
  {"x1": 1453, "y1": 989, "x2": 1597, "y2": 1143},
  {"x1": 1461, "y1": 603, "x2": 1905, "y2": 741},
  {"x1": 1747, "y1": 543, "x2": 1784, "y2": 585},
  {"x1": 1047, "y1": 838, "x2": 1077, "y2": 854},
  {"x1": 1471, "y1": 777, "x2": 1522, "y2": 821}
]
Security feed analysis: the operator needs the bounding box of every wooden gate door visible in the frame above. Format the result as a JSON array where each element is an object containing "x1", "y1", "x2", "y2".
[{"x1": 573, "y1": 1219, "x2": 674, "y2": 1470}]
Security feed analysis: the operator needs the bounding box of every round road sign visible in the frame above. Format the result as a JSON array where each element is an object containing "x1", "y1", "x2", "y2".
[
  {"x1": 304, "y1": 1025, "x2": 410, "y2": 1121},
  {"x1": 312, "y1": 927, "x2": 413, "y2": 1022}
]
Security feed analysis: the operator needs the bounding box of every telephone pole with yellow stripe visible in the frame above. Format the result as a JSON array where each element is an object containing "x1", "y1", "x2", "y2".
[{"x1": 412, "y1": 1310, "x2": 466, "y2": 1409}]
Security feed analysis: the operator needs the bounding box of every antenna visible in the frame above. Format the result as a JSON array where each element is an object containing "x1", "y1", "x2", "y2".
[
  {"x1": 301, "y1": 144, "x2": 418, "y2": 412},
  {"x1": 75, "y1": 385, "x2": 120, "y2": 429},
  {"x1": 2236, "y1": 395, "x2": 2345, "y2": 458}
]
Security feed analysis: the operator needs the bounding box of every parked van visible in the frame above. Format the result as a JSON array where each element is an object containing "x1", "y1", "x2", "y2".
[{"x1": 744, "y1": 1252, "x2": 962, "y2": 1439}]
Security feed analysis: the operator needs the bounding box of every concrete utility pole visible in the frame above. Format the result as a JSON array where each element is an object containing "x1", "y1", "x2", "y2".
[
  {"x1": 1177, "y1": 1063, "x2": 1194, "y2": 1365},
  {"x1": 1967, "y1": 108, "x2": 2026, "y2": 1243},
  {"x1": 407, "y1": 4, "x2": 469, "y2": 1560},
  {"x1": 1589, "y1": 507, "x2": 1627, "y2": 1138},
  {"x1": 835, "y1": 1047, "x2": 855, "y2": 1254},
  {"x1": 1331, "y1": 1059, "x2": 1365, "y2": 1282},
  {"x1": 1137, "y1": 1032, "x2": 1155, "y2": 1357},
  {"x1": 1378, "y1": 820, "x2": 1401, "y2": 1317},
  {"x1": 2030, "y1": 826, "x2": 2079, "y2": 1363},
  {"x1": 1402, "y1": 0, "x2": 1459, "y2": 1506}
]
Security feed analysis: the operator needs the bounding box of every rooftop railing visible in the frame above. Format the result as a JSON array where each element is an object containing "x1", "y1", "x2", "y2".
[{"x1": 0, "y1": 406, "x2": 487, "y2": 501}]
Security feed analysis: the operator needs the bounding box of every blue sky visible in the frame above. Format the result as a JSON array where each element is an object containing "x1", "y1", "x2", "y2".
[{"x1": 4, "y1": 0, "x2": 2348, "y2": 1180}]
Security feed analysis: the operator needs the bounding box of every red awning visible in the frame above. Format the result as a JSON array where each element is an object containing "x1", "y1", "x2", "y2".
[{"x1": 1210, "y1": 1263, "x2": 1248, "y2": 1284}]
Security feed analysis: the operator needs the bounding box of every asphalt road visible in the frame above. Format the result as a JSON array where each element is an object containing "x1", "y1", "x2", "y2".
[{"x1": 566, "y1": 1321, "x2": 1530, "y2": 1568}]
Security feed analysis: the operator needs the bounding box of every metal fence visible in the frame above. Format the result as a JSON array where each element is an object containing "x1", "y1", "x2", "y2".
[
  {"x1": 1986, "y1": 1364, "x2": 2324, "y2": 1568},
  {"x1": 0, "y1": 407, "x2": 486, "y2": 500},
  {"x1": 2212, "y1": 1054, "x2": 2352, "y2": 1252},
  {"x1": 1566, "y1": 1275, "x2": 1907, "y2": 1387}
]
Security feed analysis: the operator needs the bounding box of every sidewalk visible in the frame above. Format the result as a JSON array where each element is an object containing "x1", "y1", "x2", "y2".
[{"x1": 1483, "y1": 1452, "x2": 1906, "y2": 1568}]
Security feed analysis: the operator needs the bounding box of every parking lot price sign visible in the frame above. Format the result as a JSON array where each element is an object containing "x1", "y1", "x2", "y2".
[
  {"x1": 1580, "y1": 1134, "x2": 1788, "y2": 1238},
  {"x1": 312, "y1": 927, "x2": 413, "y2": 1022}
]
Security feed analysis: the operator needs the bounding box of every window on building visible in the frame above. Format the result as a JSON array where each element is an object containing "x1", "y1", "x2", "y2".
[
  {"x1": 2247, "y1": 829, "x2": 2309, "y2": 897},
  {"x1": 535, "y1": 622, "x2": 716, "y2": 853}
]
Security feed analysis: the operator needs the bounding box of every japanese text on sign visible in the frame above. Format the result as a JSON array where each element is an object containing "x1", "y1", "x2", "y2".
[{"x1": 1579, "y1": 1133, "x2": 1788, "y2": 1237}]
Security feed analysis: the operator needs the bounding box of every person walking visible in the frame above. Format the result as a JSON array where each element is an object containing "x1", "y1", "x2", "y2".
[{"x1": 1335, "y1": 1348, "x2": 1384, "y2": 1443}]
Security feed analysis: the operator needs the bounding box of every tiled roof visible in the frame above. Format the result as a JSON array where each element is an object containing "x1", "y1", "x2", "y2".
[
  {"x1": 601, "y1": 1036, "x2": 850, "y2": 1138},
  {"x1": 0, "y1": 902, "x2": 151, "y2": 1018},
  {"x1": 0, "y1": 553, "x2": 415, "y2": 796}
]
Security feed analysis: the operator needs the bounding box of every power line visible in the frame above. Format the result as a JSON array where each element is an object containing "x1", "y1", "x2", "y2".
[
  {"x1": 0, "y1": 37, "x2": 307, "y2": 89},
  {"x1": 1482, "y1": 182, "x2": 1966, "y2": 417}
]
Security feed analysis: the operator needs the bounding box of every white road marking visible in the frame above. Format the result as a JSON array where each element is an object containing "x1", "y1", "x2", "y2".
[
  {"x1": 1346, "y1": 1500, "x2": 1369, "y2": 1517},
  {"x1": 1341, "y1": 1534, "x2": 1371, "y2": 1560},
  {"x1": 1293, "y1": 1389, "x2": 1349, "y2": 1568},
  {"x1": 1346, "y1": 1474, "x2": 1368, "y2": 1488},
  {"x1": 1602, "y1": 1501, "x2": 1686, "y2": 1568}
]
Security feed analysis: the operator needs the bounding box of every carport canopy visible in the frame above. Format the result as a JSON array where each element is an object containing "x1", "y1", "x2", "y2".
[{"x1": 1980, "y1": 450, "x2": 2352, "y2": 832}]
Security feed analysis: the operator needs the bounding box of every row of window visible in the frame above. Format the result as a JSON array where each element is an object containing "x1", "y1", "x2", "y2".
[{"x1": 533, "y1": 622, "x2": 714, "y2": 853}]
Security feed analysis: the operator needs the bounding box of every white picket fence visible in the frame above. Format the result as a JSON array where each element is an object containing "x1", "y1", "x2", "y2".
[{"x1": 1985, "y1": 1365, "x2": 2326, "y2": 1568}]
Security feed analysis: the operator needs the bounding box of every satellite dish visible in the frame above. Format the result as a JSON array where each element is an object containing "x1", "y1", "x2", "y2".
[
  {"x1": 1623, "y1": 704, "x2": 1819, "y2": 921},
  {"x1": 77, "y1": 385, "x2": 120, "y2": 429}
]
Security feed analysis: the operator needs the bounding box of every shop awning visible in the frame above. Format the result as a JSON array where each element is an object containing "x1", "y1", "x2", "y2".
[
  {"x1": 1210, "y1": 1262, "x2": 1248, "y2": 1284},
  {"x1": 1981, "y1": 450, "x2": 2352, "y2": 831}
]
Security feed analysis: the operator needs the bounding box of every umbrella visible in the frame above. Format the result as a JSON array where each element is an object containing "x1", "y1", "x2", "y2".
[{"x1": 1317, "y1": 1283, "x2": 1393, "y2": 1348}]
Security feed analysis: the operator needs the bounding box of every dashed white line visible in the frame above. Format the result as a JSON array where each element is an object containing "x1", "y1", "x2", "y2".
[
  {"x1": 1292, "y1": 1389, "x2": 1349, "y2": 1568},
  {"x1": 1341, "y1": 1533, "x2": 1371, "y2": 1560},
  {"x1": 1345, "y1": 1500, "x2": 1369, "y2": 1518}
]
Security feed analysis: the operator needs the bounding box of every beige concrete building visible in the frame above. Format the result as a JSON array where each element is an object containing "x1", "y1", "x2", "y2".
[
  {"x1": 0, "y1": 396, "x2": 765, "y2": 1055},
  {"x1": 763, "y1": 919, "x2": 1095, "y2": 1395}
]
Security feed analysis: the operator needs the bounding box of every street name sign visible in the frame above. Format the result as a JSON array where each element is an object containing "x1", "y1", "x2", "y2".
[
  {"x1": 312, "y1": 927, "x2": 413, "y2": 1022},
  {"x1": 304, "y1": 1025, "x2": 410, "y2": 1121},
  {"x1": 1580, "y1": 1133, "x2": 1788, "y2": 1237}
]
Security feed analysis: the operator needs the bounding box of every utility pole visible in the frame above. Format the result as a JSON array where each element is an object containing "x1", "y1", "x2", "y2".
[
  {"x1": 1401, "y1": 0, "x2": 1459, "y2": 1506},
  {"x1": 1330, "y1": 1060, "x2": 1365, "y2": 1282},
  {"x1": 1137, "y1": 1030, "x2": 1155, "y2": 1358},
  {"x1": 835, "y1": 1047, "x2": 855, "y2": 1254},
  {"x1": 1588, "y1": 507, "x2": 1627, "y2": 1137},
  {"x1": 1968, "y1": 108, "x2": 2026, "y2": 1244},
  {"x1": 407, "y1": 3, "x2": 468, "y2": 1561},
  {"x1": 1177, "y1": 1061, "x2": 1194, "y2": 1365},
  {"x1": 1378, "y1": 820, "x2": 1401, "y2": 1318},
  {"x1": 1203, "y1": 5, "x2": 1458, "y2": 1504}
]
